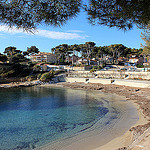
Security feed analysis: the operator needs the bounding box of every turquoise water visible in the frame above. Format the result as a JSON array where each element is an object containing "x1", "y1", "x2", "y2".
[{"x1": 0, "y1": 87, "x2": 137, "y2": 150}]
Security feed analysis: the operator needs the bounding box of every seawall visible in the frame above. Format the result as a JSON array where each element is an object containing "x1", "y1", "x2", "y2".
[{"x1": 59, "y1": 77, "x2": 150, "y2": 88}]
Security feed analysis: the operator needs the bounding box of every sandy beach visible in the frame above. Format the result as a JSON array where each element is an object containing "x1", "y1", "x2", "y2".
[
  {"x1": 39, "y1": 82, "x2": 150, "y2": 150},
  {"x1": 0, "y1": 81, "x2": 150, "y2": 149}
]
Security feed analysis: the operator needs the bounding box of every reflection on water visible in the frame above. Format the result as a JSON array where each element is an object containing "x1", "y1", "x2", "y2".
[{"x1": 0, "y1": 87, "x2": 112, "y2": 149}]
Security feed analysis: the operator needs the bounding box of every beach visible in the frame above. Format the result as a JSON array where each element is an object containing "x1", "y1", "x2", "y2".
[
  {"x1": 40, "y1": 82, "x2": 150, "y2": 150},
  {"x1": 0, "y1": 80, "x2": 150, "y2": 149}
]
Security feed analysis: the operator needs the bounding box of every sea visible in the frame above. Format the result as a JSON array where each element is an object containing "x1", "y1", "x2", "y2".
[{"x1": 0, "y1": 86, "x2": 139, "y2": 150}]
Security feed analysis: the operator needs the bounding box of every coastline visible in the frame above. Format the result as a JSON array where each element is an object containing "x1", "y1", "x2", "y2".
[
  {"x1": 39, "y1": 82, "x2": 150, "y2": 150},
  {"x1": 0, "y1": 80, "x2": 150, "y2": 149}
]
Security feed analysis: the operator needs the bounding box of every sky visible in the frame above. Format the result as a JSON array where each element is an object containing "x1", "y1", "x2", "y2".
[{"x1": 0, "y1": 11, "x2": 144, "y2": 54}]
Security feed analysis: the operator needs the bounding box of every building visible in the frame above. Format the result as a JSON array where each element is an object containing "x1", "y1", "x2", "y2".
[
  {"x1": 77, "y1": 58, "x2": 89, "y2": 65},
  {"x1": 41, "y1": 64, "x2": 64, "y2": 71},
  {"x1": 128, "y1": 56, "x2": 144, "y2": 66},
  {"x1": 66, "y1": 55, "x2": 80, "y2": 65},
  {"x1": 30, "y1": 52, "x2": 57, "y2": 63}
]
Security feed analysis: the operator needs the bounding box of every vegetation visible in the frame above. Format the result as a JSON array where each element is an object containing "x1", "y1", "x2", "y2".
[
  {"x1": 40, "y1": 70, "x2": 55, "y2": 82},
  {"x1": 0, "y1": 63, "x2": 32, "y2": 79},
  {"x1": 0, "y1": 53, "x2": 7, "y2": 62},
  {"x1": 0, "y1": 1, "x2": 149, "y2": 31},
  {"x1": 141, "y1": 24, "x2": 150, "y2": 55},
  {"x1": 0, "y1": 40, "x2": 148, "y2": 83},
  {"x1": 52, "y1": 42, "x2": 144, "y2": 64},
  {"x1": 137, "y1": 64, "x2": 144, "y2": 68},
  {"x1": 0, "y1": 46, "x2": 39, "y2": 80}
]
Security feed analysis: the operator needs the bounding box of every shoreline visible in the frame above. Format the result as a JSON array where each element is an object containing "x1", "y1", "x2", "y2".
[
  {"x1": 1, "y1": 81, "x2": 150, "y2": 149},
  {"x1": 39, "y1": 82, "x2": 150, "y2": 150}
]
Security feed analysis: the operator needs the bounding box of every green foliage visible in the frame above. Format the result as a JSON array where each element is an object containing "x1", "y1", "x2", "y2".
[
  {"x1": 33, "y1": 65, "x2": 41, "y2": 72},
  {"x1": 26, "y1": 46, "x2": 39, "y2": 55},
  {"x1": 0, "y1": 70, "x2": 15, "y2": 78},
  {"x1": 92, "y1": 66, "x2": 102, "y2": 70},
  {"x1": 0, "y1": 0, "x2": 81, "y2": 31},
  {"x1": 87, "y1": 0, "x2": 150, "y2": 30},
  {"x1": 37, "y1": 73, "x2": 42, "y2": 79},
  {"x1": 90, "y1": 69, "x2": 96, "y2": 73},
  {"x1": 141, "y1": 24, "x2": 150, "y2": 55},
  {"x1": 0, "y1": 53, "x2": 7, "y2": 62},
  {"x1": 0, "y1": 63, "x2": 32, "y2": 78},
  {"x1": 52, "y1": 44, "x2": 72, "y2": 64},
  {"x1": 0, "y1": 1, "x2": 149, "y2": 31},
  {"x1": 12, "y1": 53, "x2": 27, "y2": 63},
  {"x1": 137, "y1": 64, "x2": 144, "y2": 68},
  {"x1": 40, "y1": 70, "x2": 55, "y2": 81},
  {"x1": 4, "y1": 46, "x2": 28, "y2": 63}
]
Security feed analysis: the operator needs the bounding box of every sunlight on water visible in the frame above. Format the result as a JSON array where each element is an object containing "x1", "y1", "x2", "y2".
[{"x1": 0, "y1": 87, "x2": 138, "y2": 150}]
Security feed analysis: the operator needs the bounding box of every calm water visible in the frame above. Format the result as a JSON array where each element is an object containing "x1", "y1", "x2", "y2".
[{"x1": 0, "y1": 86, "x2": 137, "y2": 150}]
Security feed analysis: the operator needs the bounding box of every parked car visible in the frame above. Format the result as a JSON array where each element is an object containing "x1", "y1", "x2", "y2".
[{"x1": 101, "y1": 67, "x2": 110, "y2": 70}]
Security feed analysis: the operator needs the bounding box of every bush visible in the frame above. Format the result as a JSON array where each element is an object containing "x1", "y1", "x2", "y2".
[
  {"x1": 92, "y1": 66, "x2": 102, "y2": 70},
  {"x1": 0, "y1": 70, "x2": 15, "y2": 78},
  {"x1": 137, "y1": 64, "x2": 144, "y2": 68},
  {"x1": 90, "y1": 69, "x2": 96, "y2": 73},
  {"x1": 40, "y1": 70, "x2": 55, "y2": 81},
  {"x1": 37, "y1": 73, "x2": 42, "y2": 79}
]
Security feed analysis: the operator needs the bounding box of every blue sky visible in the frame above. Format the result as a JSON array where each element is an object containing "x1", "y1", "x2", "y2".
[{"x1": 0, "y1": 11, "x2": 144, "y2": 54}]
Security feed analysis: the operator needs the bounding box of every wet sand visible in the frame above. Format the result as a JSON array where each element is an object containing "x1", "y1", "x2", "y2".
[
  {"x1": 40, "y1": 82, "x2": 150, "y2": 150},
  {"x1": 1, "y1": 81, "x2": 150, "y2": 149}
]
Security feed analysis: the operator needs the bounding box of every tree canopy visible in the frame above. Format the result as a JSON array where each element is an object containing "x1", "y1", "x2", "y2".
[
  {"x1": 3, "y1": 46, "x2": 39, "y2": 63},
  {"x1": 141, "y1": 24, "x2": 150, "y2": 55},
  {"x1": 51, "y1": 42, "x2": 143, "y2": 65},
  {"x1": 0, "y1": 0, "x2": 81, "y2": 31},
  {"x1": 0, "y1": 53, "x2": 7, "y2": 62},
  {"x1": 87, "y1": 0, "x2": 150, "y2": 30},
  {"x1": 0, "y1": 0, "x2": 149, "y2": 31}
]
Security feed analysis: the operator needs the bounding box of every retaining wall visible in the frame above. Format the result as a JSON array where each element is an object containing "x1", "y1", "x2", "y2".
[
  {"x1": 62, "y1": 77, "x2": 150, "y2": 88},
  {"x1": 68, "y1": 71, "x2": 150, "y2": 80}
]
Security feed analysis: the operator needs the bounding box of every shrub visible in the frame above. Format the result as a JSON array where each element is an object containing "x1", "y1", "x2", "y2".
[
  {"x1": 40, "y1": 70, "x2": 55, "y2": 81},
  {"x1": 37, "y1": 73, "x2": 42, "y2": 79},
  {"x1": 90, "y1": 69, "x2": 96, "y2": 73},
  {"x1": 136, "y1": 64, "x2": 144, "y2": 68},
  {"x1": 92, "y1": 66, "x2": 102, "y2": 70}
]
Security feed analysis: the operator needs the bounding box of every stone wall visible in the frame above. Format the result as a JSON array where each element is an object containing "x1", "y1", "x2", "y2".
[
  {"x1": 62, "y1": 77, "x2": 150, "y2": 88},
  {"x1": 68, "y1": 70, "x2": 150, "y2": 80}
]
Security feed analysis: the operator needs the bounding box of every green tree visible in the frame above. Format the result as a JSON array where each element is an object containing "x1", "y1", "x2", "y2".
[
  {"x1": 79, "y1": 42, "x2": 96, "y2": 63},
  {"x1": 0, "y1": 1, "x2": 149, "y2": 31},
  {"x1": 52, "y1": 44, "x2": 70, "y2": 64},
  {"x1": 108, "y1": 44, "x2": 129, "y2": 64},
  {"x1": 4, "y1": 46, "x2": 22, "y2": 63},
  {"x1": 0, "y1": 0, "x2": 81, "y2": 31},
  {"x1": 0, "y1": 53, "x2": 7, "y2": 62},
  {"x1": 141, "y1": 25, "x2": 150, "y2": 55},
  {"x1": 11, "y1": 53, "x2": 27, "y2": 63},
  {"x1": 87, "y1": 0, "x2": 150, "y2": 30},
  {"x1": 40, "y1": 70, "x2": 55, "y2": 82},
  {"x1": 4, "y1": 46, "x2": 29, "y2": 63},
  {"x1": 25, "y1": 46, "x2": 39, "y2": 56}
]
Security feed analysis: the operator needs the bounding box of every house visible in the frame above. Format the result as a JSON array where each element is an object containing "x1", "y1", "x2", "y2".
[
  {"x1": 67, "y1": 55, "x2": 80, "y2": 65},
  {"x1": 118, "y1": 57, "x2": 128, "y2": 65},
  {"x1": 42, "y1": 64, "x2": 63, "y2": 71},
  {"x1": 36, "y1": 64, "x2": 64, "y2": 72},
  {"x1": 128, "y1": 56, "x2": 144, "y2": 66},
  {"x1": 30, "y1": 52, "x2": 57, "y2": 63},
  {"x1": 77, "y1": 58, "x2": 89, "y2": 65},
  {"x1": 128, "y1": 57, "x2": 139, "y2": 64},
  {"x1": 90, "y1": 58, "x2": 98, "y2": 65}
]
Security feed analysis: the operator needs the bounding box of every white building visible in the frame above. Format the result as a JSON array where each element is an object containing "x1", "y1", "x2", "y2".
[{"x1": 30, "y1": 52, "x2": 57, "y2": 63}]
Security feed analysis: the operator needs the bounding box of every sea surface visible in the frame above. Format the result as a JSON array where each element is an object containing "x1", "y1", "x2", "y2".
[{"x1": 0, "y1": 86, "x2": 139, "y2": 150}]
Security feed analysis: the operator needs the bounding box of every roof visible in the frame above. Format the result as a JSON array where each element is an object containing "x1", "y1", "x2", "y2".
[
  {"x1": 31, "y1": 52, "x2": 55, "y2": 57},
  {"x1": 129, "y1": 57, "x2": 139, "y2": 59}
]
